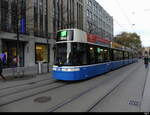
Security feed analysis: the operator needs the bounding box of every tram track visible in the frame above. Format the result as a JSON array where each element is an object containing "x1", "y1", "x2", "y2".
[
  {"x1": 88, "y1": 63, "x2": 147, "y2": 112},
  {"x1": 87, "y1": 64, "x2": 144, "y2": 112},
  {"x1": 0, "y1": 80, "x2": 58, "y2": 98},
  {"x1": 47, "y1": 63, "x2": 141, "y2": 112},
  {"x1": 86, "y1": 66, "x2": 141, "y2": 112},
  {"x1": 0, "y1": 81, "x2": 69, "y2": 107},
  {"x1": 0, "y1": 78, "x2": 52, "y2": 91}
]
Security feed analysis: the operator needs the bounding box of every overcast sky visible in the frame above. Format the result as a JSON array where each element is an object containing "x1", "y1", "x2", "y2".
[{"x1": 96, "y1": 0, "x2": 150, "y2": 47}]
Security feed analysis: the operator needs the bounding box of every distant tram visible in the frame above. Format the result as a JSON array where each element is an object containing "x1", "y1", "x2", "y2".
[{"x1": 52, "y1": 29, "x2": 138, "y2": 81}]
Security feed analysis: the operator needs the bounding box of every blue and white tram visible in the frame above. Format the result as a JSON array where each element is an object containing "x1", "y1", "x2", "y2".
[{"x1": 52, "y1": 29, "x2": 138, "y2": 81}]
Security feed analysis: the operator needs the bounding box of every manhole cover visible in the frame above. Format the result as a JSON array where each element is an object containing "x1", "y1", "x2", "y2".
[
  {"x1": 34, "y1": 96, "x2": 51, "y2": 103},
  {"x1": 128, "y1": 100, "x2": 140, "y2": 106}
]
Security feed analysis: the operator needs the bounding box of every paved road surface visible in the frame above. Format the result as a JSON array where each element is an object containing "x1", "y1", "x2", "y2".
[{"x1": 0, "y1": 60, "x2": 149, "y2": 112}]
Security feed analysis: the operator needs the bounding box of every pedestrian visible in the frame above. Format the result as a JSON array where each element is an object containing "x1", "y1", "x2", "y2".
[
  {"x1": 0, "y1": 51, "x2": 7, "y2": 67},
  {"x1": 0, "y1": 57, "x2": 7, "y2": 81},
  {"x1": 144, "y1": 56, "x2": 149, "y2": 68},
  {"x1": 13, "y1": 56, "x2": 17, "y2": 67}
]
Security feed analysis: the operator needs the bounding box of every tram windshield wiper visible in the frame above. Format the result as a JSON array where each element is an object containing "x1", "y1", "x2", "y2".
[
  {"x1": 58, "y1": 65, "x2": 63, "y2": 67},
  {"x1": 56, "y1": 63, "x2": 63, "y2": 67}
]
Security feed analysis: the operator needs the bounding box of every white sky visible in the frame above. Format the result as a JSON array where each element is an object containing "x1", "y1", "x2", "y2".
[{"x1": 96, "y1": 0, "x2": 150, "y2": 47}]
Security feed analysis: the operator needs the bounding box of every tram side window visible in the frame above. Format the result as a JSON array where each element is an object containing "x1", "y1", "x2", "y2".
[
  {"x1": 118, "y1": 51, "x2": 123, "y2": 60},
  {"x1": 113, "y1": 50, "x2": 123, "y2": 61},
  {"x1": 76, "y1": 43, "x2": 87, "y2": 65},
  {"x1": 129, "y1": 52, "x2": 132, "y2": 59},
  {"x1": 96, "y1": 47, "x2": 104, "y2": 63},
  {"x1": 80, "y1": 44, "x2": 88, "y2": 65},
  {"x1": 127, "y1": 52, "x2": 129, "y2": 59},
  {"x1": 103, "y1": 48, "x2": 110, "y2": 62},
  {"x1": 110, "y1": 49, "x2": 113, "y2": 61},
  {"x1": 113, "y1": 50, "x2": 118, "y2": 61},
  {"x1": 87, "y1": 45, "x2": 96, "y2": 64},
  {"x1": 70, "y1": 43, "x2": 87, "y2": 66},
  {"x1": 124, "y1": 52, "x2": 129, "y2": 59}
]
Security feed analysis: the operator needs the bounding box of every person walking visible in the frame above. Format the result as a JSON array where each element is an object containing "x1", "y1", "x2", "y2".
[
  {"x1": 144, "y1": 56, "x2": 149, "y2": 69},
  {"x1": 0, "y1": 58, "x2": 6, "y2": 81},
  {"x1": 1, "y1": 51, "x2": 7, "y2": 67}
]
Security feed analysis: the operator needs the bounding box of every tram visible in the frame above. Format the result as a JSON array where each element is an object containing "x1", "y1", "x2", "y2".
[{"x1": 52, "y1": 29, "x2": 138, "y2": 81}]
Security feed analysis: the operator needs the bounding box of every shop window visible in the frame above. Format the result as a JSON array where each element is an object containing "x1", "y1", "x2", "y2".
[
  {"x1": 2, "y1": 41, "x2": 24, "y2": 68},
  {"x1": 35, "y1": 44, "x2": 49, "y2": 63}
]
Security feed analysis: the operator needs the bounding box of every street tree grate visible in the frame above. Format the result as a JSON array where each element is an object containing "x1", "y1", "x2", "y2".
[{"x1": 34, "y1": 96, "x2": 51, "y2": 103}]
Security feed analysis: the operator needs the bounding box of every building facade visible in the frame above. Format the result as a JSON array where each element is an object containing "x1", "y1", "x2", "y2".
[
  {"x1": 0, "y1": 0, "x2": 55, "y2": 76},
  {"x1": 0, "y1": 0, "x2": 113, "y2": 77},
  {"x1": 85, "y1": 0, "x2": 113, "y2": 41},
  {"x1": 53, "y1": 0, "x2": 84, "y2": 32}
]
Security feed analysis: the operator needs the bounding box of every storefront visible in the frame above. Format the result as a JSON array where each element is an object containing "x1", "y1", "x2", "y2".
[{"x1": 2, "y1": 40, "x2": 25, "y2": 68}]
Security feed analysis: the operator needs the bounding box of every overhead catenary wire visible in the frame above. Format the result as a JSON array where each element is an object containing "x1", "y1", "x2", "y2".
[
  {"x1": 114, "y1": 0, "x2": 135, "y2": 31},
  {"x1": 96, "y1": 0, "x2": 133, "y2": 34},
  {"x1": 113, "y1": 18, "x2": 129, "y2": 32},
  {"x1": 97, "y1": 0, "x2": 136, "y2": 33}
]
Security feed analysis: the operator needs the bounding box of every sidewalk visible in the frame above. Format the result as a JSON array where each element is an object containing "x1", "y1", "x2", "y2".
[
  {"x1": 0, "y1": 72, "x2": 52, "y2": 88},
  {"x1": 4, "y1": 72, "x2": 50, "y2": 81},
  {"x1": 0, "y1": 71, "x2": 52, "y2": 82},
  {"x1": 141, "y1": 67, "x2": 150, "y2": 112},
  {"x1": 2, "y1": 65, "x2": 53, "y2": 80}
]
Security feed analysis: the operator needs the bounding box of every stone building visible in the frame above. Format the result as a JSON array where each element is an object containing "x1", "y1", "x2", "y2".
[
  {"x1": 53, "y1": 0, "x2": 85, "y2": 32},
  {"x1": 0, "y1": 0, "x2": 55, "y2": 76},
  {"x1": 0, "y1": 0, "x2": 113, "y2": 77},
  {"x1": 85, "y1": 0, "x2": 113, "y2": 41}
]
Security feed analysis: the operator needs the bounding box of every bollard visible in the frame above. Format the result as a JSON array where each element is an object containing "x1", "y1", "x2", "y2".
[{"x1": 38, "y1": 61, "x2": 43, "y2": 74}]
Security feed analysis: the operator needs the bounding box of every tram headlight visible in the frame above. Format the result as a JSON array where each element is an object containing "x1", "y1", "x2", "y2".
[
  {"x1": 53, "y1": 67, "x2": 80, "y2": 72},
  {"x1": 61, "y1": 68, "x2": 80, "y2": 72},
  {"x1": 52, "y1": 67, "x2": 57, "y2": 71}
]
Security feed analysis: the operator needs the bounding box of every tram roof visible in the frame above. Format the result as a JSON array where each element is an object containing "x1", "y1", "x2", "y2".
[{"x1": 56, "y1": 29, "x2": 135, "y2": 52}]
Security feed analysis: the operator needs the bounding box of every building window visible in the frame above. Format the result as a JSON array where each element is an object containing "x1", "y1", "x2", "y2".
[
  {"x1": 35, "y1": 44, "x2": 49, "y2": 63},
  {"x1": 1, "y1": 0, "x2": 9, "y2": 31},
  {"x1": 2, "y1": 40, "x2": 24, "y2": 68},
  {"x1": 88, "y1": 1, "x2": 92, "y2": 7},
  {"x1": 34, "y1": 0, "x2": 38, "y2": 36}
]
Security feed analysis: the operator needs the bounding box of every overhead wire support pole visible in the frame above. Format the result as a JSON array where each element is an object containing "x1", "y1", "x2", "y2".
[
  {"x1": 46, "y1": 0, "x2": 49, "y2": 73},
  {"x1": 16, "y1": 0, "x2": 20, "y2": 68}
]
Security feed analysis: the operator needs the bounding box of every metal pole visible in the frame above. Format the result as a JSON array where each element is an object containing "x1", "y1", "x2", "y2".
[
  {"x1": 46, "y1": 0, "x2": 49, "y2": 73},
  {"x1": 16, "y1": 0, "x2": 20, "y2": 67}
]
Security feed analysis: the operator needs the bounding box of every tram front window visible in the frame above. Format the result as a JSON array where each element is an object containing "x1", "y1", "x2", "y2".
[
  {"x1": 54, "y1": 43, "x2": 67, "y2": 66},
  {"x1": 54, "y1": 43, "x2": 87, "y2": 66}
]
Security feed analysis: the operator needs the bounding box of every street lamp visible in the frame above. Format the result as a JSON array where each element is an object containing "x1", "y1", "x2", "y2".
[
  {"x1": 46, "y1": 0, "x2": 49, "y2": 73},
  {"x1": 16, "y1": 0, "x2": 20, "y2": 67}
]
